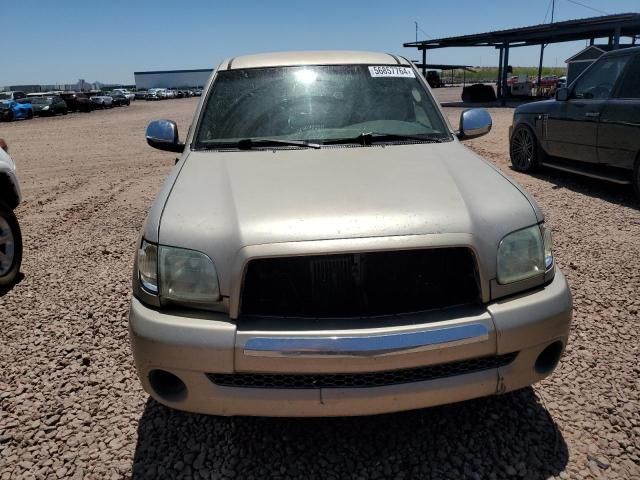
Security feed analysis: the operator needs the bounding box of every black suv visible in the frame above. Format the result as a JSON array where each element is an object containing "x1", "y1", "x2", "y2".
[{"x1": 509, "y1": 46, "x2": 640, "y2": 198}]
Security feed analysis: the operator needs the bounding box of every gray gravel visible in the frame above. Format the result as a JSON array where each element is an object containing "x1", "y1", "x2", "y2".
[{"x1": 1, "y1": 91, "x2": 639, "y2": 479}]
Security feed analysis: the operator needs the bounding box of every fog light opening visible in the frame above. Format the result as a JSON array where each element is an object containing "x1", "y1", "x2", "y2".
[
  {"x1": 148, "y1": 369, "x2": 187, "y2": 402},
  {"x1": 534, "y1": 341, "x2": 563, "y2": 375}
]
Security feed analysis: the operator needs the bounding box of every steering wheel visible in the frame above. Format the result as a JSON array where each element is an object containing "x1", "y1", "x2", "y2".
[{"x1": 284, "y1": 96, "x2": 347, "y2": 133}]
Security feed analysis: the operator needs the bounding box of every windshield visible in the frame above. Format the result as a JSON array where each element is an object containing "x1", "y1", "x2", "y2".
[
  {"x1": 30, "y1": 97, "x2": 52, "y2": 104},
  {"x1": 195, "y1": 64, "x2": 450, "y2": 147},
  {"x1": 0, "y1": 94, "x2": 10, "y2": 100}
]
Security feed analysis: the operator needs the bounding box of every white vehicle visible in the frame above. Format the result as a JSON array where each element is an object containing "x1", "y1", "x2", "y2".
[
  {"x1": 146, "y1": 88, "x2": 164, "y2": 100},
  {"x1": 0, "y1": 91, "x2": 27, "y2": 101},
  {"x1": 89, "y1": 95, "x2": 114, "y2": 109},
  {"x1": 557, "y1": 76, "x2": 567, "y2": 89},
  {"x1": 0, "y1": 139, "x2": 22, "y2": 287},
  {"x1": 113, "y1": 88, "x2": 136, "y2": 101},
  {"x1": 153, "y1": 88, "x2": 169, "y2": 99}
]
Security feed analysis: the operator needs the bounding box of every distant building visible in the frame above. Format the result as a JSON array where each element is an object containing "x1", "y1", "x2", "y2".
[
  {"x1": 6, "y1": 85, "x2": 43, "y2": 93},
  {"x1": 565, "y1": 44, "x2": 632, "y2": 84},
  {"x1": 134, "y1": 69, "x2": 213, "y2": 90}
]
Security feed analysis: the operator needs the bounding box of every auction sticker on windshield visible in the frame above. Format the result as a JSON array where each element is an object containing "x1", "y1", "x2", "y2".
[{"x1": 368, "y1": 66, "x2": 415, "y2": 78}]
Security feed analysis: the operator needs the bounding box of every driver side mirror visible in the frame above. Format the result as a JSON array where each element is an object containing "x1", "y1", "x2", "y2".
[
  {"x1": 146, "y1": 120, "x2": 185, "y2": 153},
  {"x1": 457, "y1": 108, "x2": 492, "y2": 140},
  {"x1": 556, "y1": 87, "x2": 569, "y2": 101}
]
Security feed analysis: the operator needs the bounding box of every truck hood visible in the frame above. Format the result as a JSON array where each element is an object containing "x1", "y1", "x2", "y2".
[{"x1": 156, "y1": 142, "x2": 539, "y2": 294}]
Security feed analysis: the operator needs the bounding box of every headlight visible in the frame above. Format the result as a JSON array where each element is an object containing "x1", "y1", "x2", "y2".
[
  {"x1": 43, "y1": 106, "x2": 50, "y2": 110},
  {"x1": 136, "y1": 240, "x2": 221, "y2": 307},
  {"x1": 497, "y1": 224, "x2": 552, "y2": 284},
  {"x1": 159, "y1": 246, "x2": 220, "y2": 304}
]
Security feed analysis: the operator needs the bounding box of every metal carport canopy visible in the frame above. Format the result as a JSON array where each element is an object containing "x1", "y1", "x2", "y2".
[
  {"x1": 403, "y1": 13, "x2": 640, "y2": 50},
  {"x1": 404, "y1": 13, "x2": 640, "y2": 102}
]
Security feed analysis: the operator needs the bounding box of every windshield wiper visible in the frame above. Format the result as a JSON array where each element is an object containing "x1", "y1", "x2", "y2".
[
  {"x1": 237, "y1": 138, "x2": 321, "y2": 150},
  {"x1": 323, "y1": 132, "x2": 447, "y2": 146},
  {"x1": 197, "y1": 138, "x2": 321, "y2": 150}
]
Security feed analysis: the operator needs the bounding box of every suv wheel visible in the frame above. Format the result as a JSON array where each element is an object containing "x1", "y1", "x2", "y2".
[
  {"x1": 510, "y1": 125, "x2": 543, "y2": 173},
  {"x1": 0, "y1": 201, "x2": 22, "y2": 287}
]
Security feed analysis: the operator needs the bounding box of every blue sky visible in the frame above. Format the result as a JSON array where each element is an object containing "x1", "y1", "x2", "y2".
[{"x1": 3, "y1": 0, "x2": 638, "y2": 85}]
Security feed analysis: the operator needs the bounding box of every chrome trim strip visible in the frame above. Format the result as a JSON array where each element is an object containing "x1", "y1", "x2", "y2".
[{"x1": 243, "y1": 324, "x2": 489, "y2": 358}]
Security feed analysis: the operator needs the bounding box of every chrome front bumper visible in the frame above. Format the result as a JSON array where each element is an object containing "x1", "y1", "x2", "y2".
[{"x1": 129, "y1": 269, "x2": 572, "y2": 417}]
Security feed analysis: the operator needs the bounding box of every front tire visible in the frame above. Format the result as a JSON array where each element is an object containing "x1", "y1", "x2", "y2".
[
  {"x1": 510, "y1": 125, "x2": 543, "y2": 173},
  {"x1": 26, "y1": 110, "x2": 33, "y2": 120},
  {"x1": 0, "y1": 201, "x2": 22, "y2": 288}
]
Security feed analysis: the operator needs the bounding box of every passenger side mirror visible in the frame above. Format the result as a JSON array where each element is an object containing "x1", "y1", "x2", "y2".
[
  {"x1": 457, "y1": 108, "x2": 492, "y2": 140},
  {"x1": 556, "y1": 87, "x2": 569, "y2": 101},
  {"x1": 146, "y1": 120, "x2": 185, "y2": 153}
]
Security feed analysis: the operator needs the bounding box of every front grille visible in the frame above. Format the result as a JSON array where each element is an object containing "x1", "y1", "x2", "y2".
[
  {"x1": 240, "y1": 248, "x2": 480, "y2": 318},
  {"x1": 207, "y1": 352, "x2": 517, "y2": 389}
]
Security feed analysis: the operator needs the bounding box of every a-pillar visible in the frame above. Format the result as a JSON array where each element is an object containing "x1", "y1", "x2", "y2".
[{"x1": 501, "y1": 43, "x2": 510, "y2": 106}]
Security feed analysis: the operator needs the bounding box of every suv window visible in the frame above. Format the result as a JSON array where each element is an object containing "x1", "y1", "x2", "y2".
[
  {"x1": 573, "y1": 56, "x2": 630, "y2": 100},
  {"x1": 615, "y1": 54, "x2": 640, "y2": 99}
]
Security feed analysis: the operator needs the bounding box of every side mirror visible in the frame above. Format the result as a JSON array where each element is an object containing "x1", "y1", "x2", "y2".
[
  {"x1": 556, "y1": 87, "x2": 569, "y2": 101},
  {"x1": 146, "y1": 119, "x2": 185, "y2": 153},
  {"x1": 457, "y1": 108, "x2": 492, "y2": 140}
]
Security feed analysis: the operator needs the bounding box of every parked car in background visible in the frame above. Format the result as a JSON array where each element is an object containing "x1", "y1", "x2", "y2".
[
  {"x1": 556, "y1": 76, "x2": 567, "y2": 89},
  {"x1": 59, "y1": 92, "x2": 93, "y2": 112},
  {"x1": 0, "y1": 138, "x2": 22, "y2": 287},
  {"x1": 112, "y1": 88, "x2": 135, "y2": 101},
  {"x1": 135, "y1": 90, "x2": 148, "y2": 100},
  {"x1": 145, "y1": 89, "x2": 162, "y2": 101},
  {"x1": 0, "y1": 91, "x2": 27, "y2": 101},
  {"x1": 89, "y1": 93, "x2": 113, "y2": 109},
  {"x1": 0, "y1": 100, "x2": 33, "y2": 121},
  {"x1": 426, "y1": 70, "x2": 444, "y2": 88},
  {"x1": 510, "y1": 46, "x2": 640, "y2": 198},
  {"x1": 29, "y1": 96, "x2": 69, "y2": 116},
  {"x1": 164, "y1": 89, "x2": 176, "y2": 99},
  {"x1": 130, "y1": 50, "x2": 572, "y2": 417},
  {"x1": 533, "y1": 76, "x2": 559, "y2": 88},
  {"x1": 109, "y1": 92, "x2": 131, "y2": 107}
]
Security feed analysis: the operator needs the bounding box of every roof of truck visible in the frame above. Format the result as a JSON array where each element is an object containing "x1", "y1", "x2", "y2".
[{"x1": 222, "y1": 51, "x2": 410, "y2": 70}]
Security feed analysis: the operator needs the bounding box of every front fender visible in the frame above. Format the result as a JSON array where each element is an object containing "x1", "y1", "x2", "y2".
[{"x1": 0, "y1": 170, "x2": 21, "y2": 208}]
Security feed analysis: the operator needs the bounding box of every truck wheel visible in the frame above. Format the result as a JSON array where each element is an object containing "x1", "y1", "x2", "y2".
[
  {"x1": 0, "y1": 201, "x2": 22, "y2": 288},
  {"x1": 633, "y1": 157, "x2": 640, "y2": 200},
  {"x1": 510, "y1": 125, "x2": 543, "y2": 173}
]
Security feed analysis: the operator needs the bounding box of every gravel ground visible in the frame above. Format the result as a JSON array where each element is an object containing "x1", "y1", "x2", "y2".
[{"x1": 1, "y1": 90, "x2": 638, "y2": 479}]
